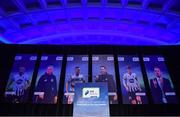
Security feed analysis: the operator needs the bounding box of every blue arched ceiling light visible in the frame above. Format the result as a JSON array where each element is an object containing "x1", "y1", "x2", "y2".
[{"x1": 0, "y1": 0, "x2": 179, "y2": 45}]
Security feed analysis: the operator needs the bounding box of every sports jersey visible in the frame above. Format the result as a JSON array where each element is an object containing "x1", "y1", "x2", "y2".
[
  {"x1": 67, "y1": 74, "x2": 85, "y2": 104},
  {"x1": 68, "y1": 74, "x2": 85, "y2": 92},
  {"x1": 12, "y1": 73, "x2": 29, "y2": 96},
  {"x1": 123, "y1": 73, "x2": 141, "y2": 92}
]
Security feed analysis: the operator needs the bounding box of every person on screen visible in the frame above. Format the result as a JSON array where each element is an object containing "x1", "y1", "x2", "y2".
[
  {"x1": 34, "y1": 65, "x2": 58, "y2": 104},
  {"x1": 95, "y1": 65, "x2": 117, "y2": 104},
  {"x1": 66, "y1": 66, "x2": 85, "y2": 104},
  {"x1": 150, "y1": 66, "x2": 174, "y2": 104},
  {"x1": 6, "y1": 66, "x2": 30, "y2": 103},
  {"x1": 123, "y1": 66, "x2": 142, "y2": 104}
]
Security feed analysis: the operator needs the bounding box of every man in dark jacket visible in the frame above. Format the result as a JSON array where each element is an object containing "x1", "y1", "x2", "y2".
[
  {"x1": 95, "y1": 65, "x2": 117, "y2": 104},
  {"x1": 150, "y1": 66, "x2": 176, "y2": 104},
  {"x1": 34, "y1": 65, "x2": 58, "y2": 104}
]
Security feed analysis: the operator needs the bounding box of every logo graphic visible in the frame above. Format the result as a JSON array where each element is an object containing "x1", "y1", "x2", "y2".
[
  {"x1": 82, "y1": 88, "x2": 100, "y2": 98},
  {"x1": 85, "y1": 90, "x2": 89, "y2": 95}
]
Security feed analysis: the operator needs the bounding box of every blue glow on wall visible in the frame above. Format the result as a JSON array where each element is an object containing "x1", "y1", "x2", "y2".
[
  {"x1": 0, "y1": 0, "x2": 179, "y2": 45},
  {"x1": 0, "y1": 36, "x2": 11, "y2": 44}
]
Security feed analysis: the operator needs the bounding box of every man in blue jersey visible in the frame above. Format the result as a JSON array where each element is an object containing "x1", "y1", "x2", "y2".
[
  {"x1": 6, "y1": 66, "x2": 30, "y2": 103},
  {"x1": 65, "y1": 66, "x2": 85, "y2": 104}
]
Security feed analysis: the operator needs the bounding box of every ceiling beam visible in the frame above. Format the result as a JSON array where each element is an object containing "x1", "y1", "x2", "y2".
[
  {"x1": 60, "y1": 0, "x2": 67, "y2": 8},
  {"x1": 142, "y1": 0, "x2": 151, "y2": 9},
  {"x1": 12, "y1": 0, "x2": 27, "y2": 12},
  {"x1": 59, "y1": 0, "x2": 71, "y2": 22},
  {"x1": 12, "y1": 0, "x2": 38, "y2": 26},
  {"x1": 38, "y1": 0, "x2": 48, "y2": 9},
  {"x1": 0, "y1": 7, "x2": 20, "y2": 30},
  {"x1": 121, "y1": 0, "x2": 128, "y2": 7},
  {"x1": 101, "y1": 0, "x2": 108, "y2": 6},
  {"x1": 163, "y1": 0, "x2": 175, "y2": 12},
  {"x1": 81, "y1": 0, "x2": 88, "y2": 20},
  {"x1": 81, "y1": 0, "x2": 87, "y2": 6}
]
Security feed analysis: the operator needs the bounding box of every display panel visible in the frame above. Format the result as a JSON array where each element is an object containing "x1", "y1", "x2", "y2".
[
  {"x1": 5, "y1": 54, "x2": 37, "y2": 103},
  {"x1": 92, "y1": 55, "x2": 118, "y2": 104},
  {"x1": 63, "y1": 55, "x2": 89, "y2": 104},
  {"x1": 33, "y1": 55, "x2": 63, "y2": 104},
  {"x1": 143, "y1": 55, "x2": 178, "y2": 104},
  {"x1": 118, "y1": 55, "x2": 148, "y2": 104}
]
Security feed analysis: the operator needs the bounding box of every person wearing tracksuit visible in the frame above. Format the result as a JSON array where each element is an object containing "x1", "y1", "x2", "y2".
[{"x1": 34, "y1": 65, "x2": 58, "y2": 104}]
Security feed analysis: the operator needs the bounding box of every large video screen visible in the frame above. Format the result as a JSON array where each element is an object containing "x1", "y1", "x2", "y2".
[
  {"x1": 63, "y1": 55, "x2": 89, "y2": 104},
  {"x1": 33, "y1": 55, "x2": 63, "y2": 104},
  {"x1": 92, "y1": 55, "x2": 118, "y2": 104},
  {"x1": 5, "y1": 54, "x2": 37, "y2": 103},
  {"x1": 143, "y1": 55, "x2": 178, "y2": 104},
  {"x1": 118, "y1": 55, "x2": 148, "y2": 104}
]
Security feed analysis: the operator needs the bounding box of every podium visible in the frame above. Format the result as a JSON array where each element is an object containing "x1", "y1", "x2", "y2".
[{"x1": 73, "y1": 83, "x2": 110, "y2": 117}]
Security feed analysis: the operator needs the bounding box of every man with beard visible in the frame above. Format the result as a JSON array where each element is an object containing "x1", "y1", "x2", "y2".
[{"x1": 95, "y1": 65, "x2": 117, "y2": 104}]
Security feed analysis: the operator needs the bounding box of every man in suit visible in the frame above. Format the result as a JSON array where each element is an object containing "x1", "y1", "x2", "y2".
[{"x1": 150, "y1": 66, "x2": 175, "y2": 104}]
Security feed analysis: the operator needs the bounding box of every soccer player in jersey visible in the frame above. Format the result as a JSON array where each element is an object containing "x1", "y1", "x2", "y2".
[
  {"x1": 95, "y1": 65, "x2": 117, "y2": 104},
  {"x1": 123, "y1": 65, "x2": 142, "y2": 104},
  {"x1": 6, "y1": 66, "x2": 30, "y2": 103},
  {"x1": 34, "y1": 65, "x2": 58, "y2": 104},
  {"x1": 66, "y1": 67, "x2": 85, "y2": 104}
]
